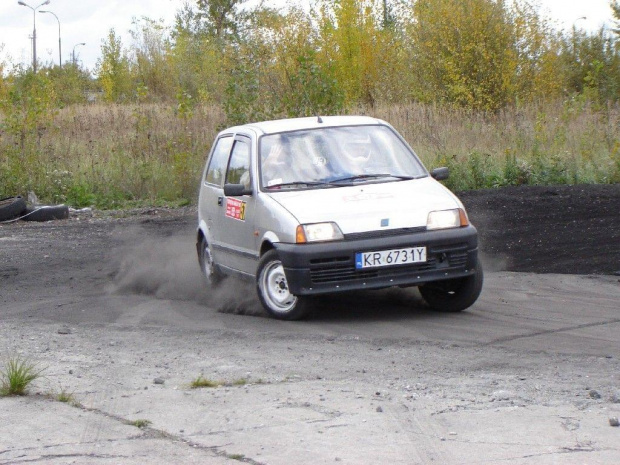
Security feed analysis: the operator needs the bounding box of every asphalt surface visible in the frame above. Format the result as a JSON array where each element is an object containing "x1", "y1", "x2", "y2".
[{"x1": 1, "y1": 184, "x2": 619, "y2": 464}]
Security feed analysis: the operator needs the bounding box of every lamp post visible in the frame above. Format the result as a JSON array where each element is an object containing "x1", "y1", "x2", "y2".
[
  {"x1": 574, "y1": 16, "x2": 587, "y2": 27},
  {"x1": 39, "y1": 9, "x2": 61, "y2": 67},
  {"x1": 72, "y1": 42, "x2": 85, "y2": 67},
  {"x1": 17, "y1": 0, "x2": 50, "y2": 73}
]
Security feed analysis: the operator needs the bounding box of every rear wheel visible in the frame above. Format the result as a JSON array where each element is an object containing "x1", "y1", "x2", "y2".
[
  {"x1": 198, "y1": 235, "x2": 223, "y2": 286},
  {"x1": 419, "y1": 259, "x2": 483, "y2": 312},
  {"x1": 257, "y1": 250, "x2": 309, "y2": 320}
]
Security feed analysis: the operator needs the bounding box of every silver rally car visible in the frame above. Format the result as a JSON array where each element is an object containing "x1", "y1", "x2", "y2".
[{"x1": 197, "y1": 116, "x2": 483, "y2": 319}]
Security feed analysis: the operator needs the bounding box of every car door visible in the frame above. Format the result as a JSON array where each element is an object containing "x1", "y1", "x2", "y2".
[
  {"x1": 199, "y1": 134, "x2": 234, "y2": 268},
  {"x1": 219, "y1": 134, "x2": 258, "y2": 275}
]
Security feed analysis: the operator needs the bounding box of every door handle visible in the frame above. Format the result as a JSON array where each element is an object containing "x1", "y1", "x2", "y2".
[{"x1": 217, "y1": 196, "x2": 223, "y2": 206}]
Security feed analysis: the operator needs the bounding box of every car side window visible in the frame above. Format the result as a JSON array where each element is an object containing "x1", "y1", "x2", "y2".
[
  {"x1": 205, "y1": 136, "x2": 233, "y2": 186},
  {"x1": 226, "y1": 138, "x2": 251, "y2": 188}
]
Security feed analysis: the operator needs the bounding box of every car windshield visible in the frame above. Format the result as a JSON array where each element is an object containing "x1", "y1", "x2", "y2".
[{"x1": 259, "y1": 125, "x2": 427, "y2": 190}]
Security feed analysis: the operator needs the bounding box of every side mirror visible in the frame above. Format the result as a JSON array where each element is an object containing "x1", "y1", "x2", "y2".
[
  {"x1": 224, "y1": 183, "x2": 252, "y2": 197},
  {"x1": 430, "y1": 167, "x2": 449, "y2": 181}
]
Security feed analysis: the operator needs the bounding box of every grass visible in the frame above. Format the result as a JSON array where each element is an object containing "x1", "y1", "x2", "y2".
[
  {"x1": 0, "y1": 356, "x2": 46, "y2": 396},
  {"x1": 190, "y1": 375, "x2": 222, "y2": 389},
  {"x1": 190, "y1": 375, "x2": 255, "y2": 389},
  {"x1": 54, "y1": 386, "x2": 80, "y2": 406},
  {"x1": 1, "y1": 100, "x2": 617, "y2": 208},
  {"x1": 129, "y1": 419, "x2": 152, "y2": 428}
]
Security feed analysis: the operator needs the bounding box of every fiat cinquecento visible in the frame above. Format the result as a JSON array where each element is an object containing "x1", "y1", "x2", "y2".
[{"x1": 197, "y1": 116, "x2": 483, "y2": 319}]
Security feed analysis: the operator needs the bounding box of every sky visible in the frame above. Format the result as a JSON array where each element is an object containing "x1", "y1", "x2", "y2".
[{"x1": 0, "y1": 0, "x2": 617, "y2": 73}]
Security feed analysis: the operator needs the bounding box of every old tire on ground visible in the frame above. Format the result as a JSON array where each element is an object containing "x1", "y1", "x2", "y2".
[
  {"x1": 198, "y1": 235, "x2": 223, "y2": 286},
  {"x1": 22, "y1": 205, "x2": 70, "y2": 222},
  {"x1": 257, "y1": 249, "x2": 310, "y2": 320},
  {"x1": 419, "y1": 258, "x2": 483, "y2": 312},
  {"x1": 0, "y1": 196, "x2": 27, "y2": 222}
]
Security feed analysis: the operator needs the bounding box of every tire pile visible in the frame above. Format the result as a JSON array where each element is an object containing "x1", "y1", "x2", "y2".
[{"x1": 0, "y1": 196, "x2": 70, "y2": 223}]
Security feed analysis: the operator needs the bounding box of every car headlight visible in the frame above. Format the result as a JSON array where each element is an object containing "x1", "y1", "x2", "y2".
[
  {"x1": 427, "y1": 209, "x2": 469, "y2": 230},
  {"x1": 296, "y1": 222, "x2": 344, "y2": 243}
]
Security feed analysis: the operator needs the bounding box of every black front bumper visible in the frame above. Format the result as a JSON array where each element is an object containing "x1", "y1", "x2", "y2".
[{"x1": 274, "y1": 225, "x2": 479, "y2": 296}]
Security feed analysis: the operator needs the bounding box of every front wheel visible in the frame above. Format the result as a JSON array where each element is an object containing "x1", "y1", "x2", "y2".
[
  {"x1": 419, "y1": 259, "x2": 483, "y2": 312},
  {"x1": 256, "y1": 250, "x2": 309, "y2": 320}
]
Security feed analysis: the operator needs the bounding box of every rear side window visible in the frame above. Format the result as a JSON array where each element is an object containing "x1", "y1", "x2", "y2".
[
  {"x1": 226, "y1": 138, "x2": 251, "y2": 187},
  {"x1": 205, "y1": 136, "x2": 233, "y2": 186}
]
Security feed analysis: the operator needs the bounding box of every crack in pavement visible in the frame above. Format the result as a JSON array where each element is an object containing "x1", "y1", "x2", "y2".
[
  {"x1": 2, "y1": 452, "x2": 132, "y2": 464},
  {"x1": 480, "y1": 318, "x2": 620, "y2": 347},
  {"x1": 4, "y1": 395, "x2": 266, "y2": 465}
]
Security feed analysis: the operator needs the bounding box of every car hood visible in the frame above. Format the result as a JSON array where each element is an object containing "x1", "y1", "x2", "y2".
[{"x1": 265, "y1": 177, "x2": 462, "y2": 234}]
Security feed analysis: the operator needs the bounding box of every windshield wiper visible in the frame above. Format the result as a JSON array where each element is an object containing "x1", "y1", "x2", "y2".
[
  {"x1": 329, "y1": 174, "x2": 414, "y2": 184},
  {"x1": 265, "y1": 181, "x2": 332, "y2": 189}
]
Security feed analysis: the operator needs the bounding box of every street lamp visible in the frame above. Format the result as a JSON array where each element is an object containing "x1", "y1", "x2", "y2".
[
  {"x1": 39, "y1": 9, "x2": 61, "y2": 67},
  {"x1": 574, "y1": 16, "x2": 587, "y2": 26},
  {"x1": 72, "y1": 42, "x2": 85, "y2": 67},
  {"x1": 17, "y1": 0, "x2": 50, "y2": 73}
]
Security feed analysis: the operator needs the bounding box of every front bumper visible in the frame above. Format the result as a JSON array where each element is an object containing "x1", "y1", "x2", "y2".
[{"x1": 274, "y1": 225, "x2": 479, "y2": 296}]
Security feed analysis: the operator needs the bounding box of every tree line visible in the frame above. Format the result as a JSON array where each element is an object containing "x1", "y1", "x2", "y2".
[{"x1": 2, "y1": 0, "x2": 620, "y2": 122}]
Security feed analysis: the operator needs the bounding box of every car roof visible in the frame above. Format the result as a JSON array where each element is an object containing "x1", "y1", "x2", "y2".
[{"x1": 224, "y1": 116, "x2": 388, "y2": 136}]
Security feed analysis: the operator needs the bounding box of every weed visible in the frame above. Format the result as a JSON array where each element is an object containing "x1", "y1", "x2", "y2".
[
  {"x1": 190, "y1": 375, "x2": 221, "y2": 389},
  {"x1": 129, "y1": 419, "x2": 152, "y2": 428},
  {"x1": 231, "y1": 378, "x2": 248, "y2": 386},
  {"x1": 55, "y1": 388, "x2": 77, "y2": 404},
  {"x1": 0, "y1": 356, "x2": 45, "y2": 396},
  {"x1": 227, "y1": 453, "x2": 245, "y2": 461},
  {"x1": 1, "y1": 101, "x2": 617, "y2": 207}
]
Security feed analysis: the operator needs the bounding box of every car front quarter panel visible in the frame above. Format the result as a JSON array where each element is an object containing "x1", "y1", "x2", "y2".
[{"x1": 255, "y1": 192, "x2": 301, "y2": 246}]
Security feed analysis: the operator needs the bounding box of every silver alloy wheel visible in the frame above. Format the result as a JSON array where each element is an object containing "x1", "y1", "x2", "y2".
[{"x1": 259, "y1": 259, "x2": 298, "y2": 313}]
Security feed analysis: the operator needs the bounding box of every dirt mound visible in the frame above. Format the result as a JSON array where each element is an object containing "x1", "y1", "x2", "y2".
[{"x1": 459, "y1": 184, "x2": 620, "y2": 275}]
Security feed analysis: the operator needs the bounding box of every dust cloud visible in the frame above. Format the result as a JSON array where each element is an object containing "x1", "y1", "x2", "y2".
[
  {"x1": 109, "y1": 227, "x2": 261, "y2": 316},
  {"x1": 478, "y1": 251, "x2": 508, "y2": 272}
]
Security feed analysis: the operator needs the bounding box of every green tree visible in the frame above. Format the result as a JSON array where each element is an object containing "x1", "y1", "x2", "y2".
[
  {"x1": 45, "y1": 64, "x2": 94, "y2": 105},
  {"x1": 408, "y1": 0, "x2": 515, "y2": 111},
  {"x1": 130, "y1": 17, "x2": 176, "y2": 101},
  {"x1": 561, "y1": 27, "x2": 620, "y2": 103},
  {"x1": 314, "y1": 0, "x2": 398, "y2": 106},
  {"x1": 612, "y1": 1, "x2": 620, "y2": 35},
  {"x1": 95, "y1": 29, "x2": 134, "y2": 102},
  {"x1": 195, "y1": 0, "x2": 249, "y2": 40},
  {"x1": 511, "y1": 1, "x2": 563, "y2": 103},
  {"x1": 0, "y1": 70, "x2": 57, "y2": 148}
]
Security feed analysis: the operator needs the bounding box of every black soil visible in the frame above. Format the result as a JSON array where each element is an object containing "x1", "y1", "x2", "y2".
[
  {"x1": 1, "y1": 184, "x2": 618, "y2": 278},
  {"x1": 459, "y1": 184, "x2": 620, "y2": 275}
]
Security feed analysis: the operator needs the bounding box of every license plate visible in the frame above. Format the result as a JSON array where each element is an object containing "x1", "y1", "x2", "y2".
[{"x1": 355, "y1": 247, "x2": 427, "y2": 269}]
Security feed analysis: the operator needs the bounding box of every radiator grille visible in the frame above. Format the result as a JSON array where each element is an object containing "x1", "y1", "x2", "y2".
[{"x1": 309, "y1": 244, "x2": 469, "y2": 285}]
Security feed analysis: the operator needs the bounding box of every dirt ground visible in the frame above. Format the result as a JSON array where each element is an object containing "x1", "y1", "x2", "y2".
[
  {"x1": 1, "y1": 184, "x2": 619, "y2": 464},
  {"x1": 458, "y1": 184, "x2": 620, "y2": 275}
]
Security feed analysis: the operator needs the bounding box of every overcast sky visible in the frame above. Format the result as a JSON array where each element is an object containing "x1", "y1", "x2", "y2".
[{"x1": 0, "y1": 0, "x2": 616, "y2": 73}]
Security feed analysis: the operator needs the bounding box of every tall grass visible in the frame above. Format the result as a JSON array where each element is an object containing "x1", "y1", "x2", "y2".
[
  {"x1": 0, "y1": 100, "x2": 617, "y2": 208},
  {"x1": 0, "y1": 356, "x2": 45, "y2": 396},
  {"x1": 370, "y1": 100, "x2": 620, "y2": 191}
]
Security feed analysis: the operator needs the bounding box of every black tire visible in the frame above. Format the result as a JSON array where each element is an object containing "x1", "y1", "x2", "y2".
[
  {"x1": 198, "y1": 235, "x2": 223, "y2": 286},
  {"x1": 22, "y1": 205, "x2": 69, "y2": 222},
  {"x1": 419, "y1": 259, "x2": 483, "y2": 312},
  {"x1": 256, "y1": 249, "x2": 310, "y2": 320},
  {"x1": 0, "y1": 196, "x2": 27, "y2": 221}
]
